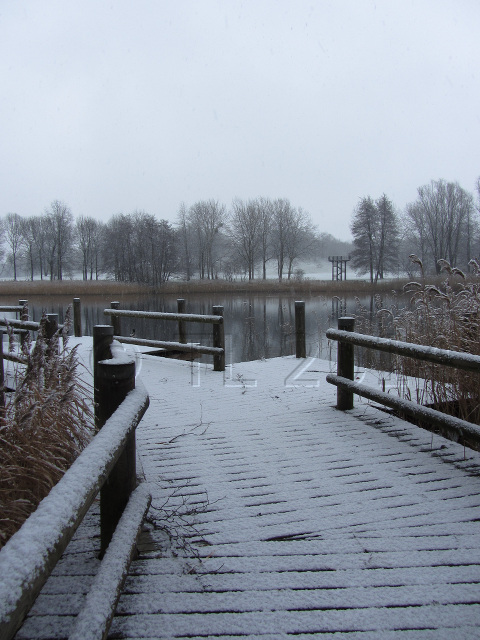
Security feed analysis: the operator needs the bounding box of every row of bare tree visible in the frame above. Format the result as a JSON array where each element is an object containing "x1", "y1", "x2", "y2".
[
  {"x1": 0, "y1": 198, "x2": 349, "y2": 283},
  {"x1": 350, "y1": 178, "x2": 480, "y2": 281}
]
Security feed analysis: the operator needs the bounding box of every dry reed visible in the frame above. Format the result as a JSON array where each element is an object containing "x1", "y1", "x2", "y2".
[
  {"x1": 0, "y1": 276, "x2": 411, "y2": 298},
  {"x1": 0, "y1": 306, "x2": 93, "y2": 548},
  {"x1": 389, "y1": 257, "x2": 480, "y2": 424}
]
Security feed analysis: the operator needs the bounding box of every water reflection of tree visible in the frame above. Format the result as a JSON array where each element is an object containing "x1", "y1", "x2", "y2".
[
  {"x1": 278, "y1": 298, "x2": 295, "y2": 357},
  {"x1": 354, "y1": 294, "x2": 398, "y2": 371},
  {"x1": 20, "y1": 292, "x2": 404, "y2": 364},
  {"x1": 240, "y1": 298, "x2": 273, "y2": 361}
]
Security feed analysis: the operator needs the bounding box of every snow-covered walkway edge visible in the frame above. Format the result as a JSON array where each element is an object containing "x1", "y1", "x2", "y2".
[{"x1": 15, "y1": 344, "x2": 480, "y2": 639}]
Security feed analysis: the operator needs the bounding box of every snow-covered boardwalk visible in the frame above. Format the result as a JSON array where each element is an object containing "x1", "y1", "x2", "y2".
[{"x1": 17, "y1": 354, "x2": 480, "y2": 639}]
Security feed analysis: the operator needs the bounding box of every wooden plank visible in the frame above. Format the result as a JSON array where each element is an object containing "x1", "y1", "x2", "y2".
[
  {"x1": 68, "y1": 483, "x2": 151, "y2": 640},
  {"x1": 0, "y1": 384, "x2": 149, "y2": 640}
]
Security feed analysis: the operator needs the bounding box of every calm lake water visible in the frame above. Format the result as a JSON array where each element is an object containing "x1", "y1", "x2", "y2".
[{"x1": 2, "y1": 291, "x2": 405, "y2": 364}]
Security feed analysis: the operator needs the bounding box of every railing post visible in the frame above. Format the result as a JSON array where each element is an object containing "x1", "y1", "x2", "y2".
[
  {"x1": 337, "y1": 316, "x2": 355, "y2": 410},
  {"x1": 212, "y1": 305, "x2": 225, "y2": 372},
  {"x1": 73, "y1": 297, "x2": 82, "y2": 337},
  {"x1": 93, "y1": 325, "x2": 114, "y2": 427},
  {"x1": 0, "y1": 330, "x2": 4, "y2": 414},
  {"x1": 93, "y1": 324, "x2": 136, "y2": 556},
  {"x1": 110, "y1": 301, "x2": 121, "y2": 336},
  {"x1": 177, "y1": 298, "x2": 186, "y2": 343},
  {"x1": 295, "y1": 301, "x2": 306, "y2": 358},
  {"x1": 45, "y1": 314, "x2": 59, "y2": 356},
  {"x1": 18, "y1": 300, "x2": 28, "y2": 349}
]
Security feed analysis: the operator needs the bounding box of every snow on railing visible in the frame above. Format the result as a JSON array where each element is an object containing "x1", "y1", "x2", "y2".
[
  {"x1": 326, "y1": 316, "x2": 480, "y2": 452},
  {"x1": 104, "y1": 299, "x2": 226, "y2": 371},
  {"x1": 0, "y1": 325, "x2": 150, "y2": 640}
]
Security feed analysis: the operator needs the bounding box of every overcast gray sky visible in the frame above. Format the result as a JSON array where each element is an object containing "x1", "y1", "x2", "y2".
[{"x1": 1, "y1": 1, "x2": 479, "y2": 240}]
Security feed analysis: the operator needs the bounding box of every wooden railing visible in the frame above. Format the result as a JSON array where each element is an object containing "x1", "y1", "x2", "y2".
[
  {"x1": 0, "y1": 325, "x2": 150, "y2": 640},
  {"x1": 0, "y1": 301, "x2": 64, "y2": 364},
  {"x1": 103, "y1": 299, "x2": 226, "y2": 371},
  {"x1": 326, "y1": 316, "x2": 480, "y2": 452}
]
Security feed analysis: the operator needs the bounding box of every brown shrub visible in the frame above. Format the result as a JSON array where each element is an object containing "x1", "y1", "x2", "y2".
[{"x1": 0, "y1": 307, "x2": 93, "y2": 547}]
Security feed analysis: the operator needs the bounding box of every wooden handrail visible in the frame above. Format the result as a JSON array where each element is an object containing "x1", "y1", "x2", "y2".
[
  {"x1": 0, "y1": 332, "x2": 150, "y2": 640},
  {"x1": 104, "y1": 302, "x2": 226, "y2": 371},
  {"x1": 326, "y1": 327, "x2": 480, "y2": 372},
  {"x1": 327, "y1": 316, "x2": 480, "y2": 451},
  {"x1": 104, "y1": 308, "x2": 223, "y2": 323},
  {"x1": 115, "y1": 335, "x2": 223, "y2": 356}
]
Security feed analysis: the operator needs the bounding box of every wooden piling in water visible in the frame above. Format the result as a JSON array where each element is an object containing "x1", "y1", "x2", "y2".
[
  {"x1": 177, "y1": 298, "x2": 187, "y2": 343},
  {"x1": 337, "y1": 316, "x2": 355, "y2": 410},
  {"x1": 295, "y1": 301, "x2": 306, "y2": 358},
  {"x1": 110, "y1": 301, "x2": 121, "y2": 336},
  {"x1": 212, "y1": 305, "x2": 225, "y2": 372},
  {"x1": 73, "y1": 297, "x2": 82, "y2": 337},
  {"x1": 18, "y1": 300, "x2": 28, "y2": 349}
]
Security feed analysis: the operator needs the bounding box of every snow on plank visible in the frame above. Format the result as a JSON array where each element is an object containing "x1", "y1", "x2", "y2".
[{"x1": 15, "y1": 353, "x2": 480, "y2": 639}]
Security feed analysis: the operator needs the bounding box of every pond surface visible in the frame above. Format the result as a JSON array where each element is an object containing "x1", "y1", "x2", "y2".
[{"x1": 1, "y1": 291, "x2": 406, "y2": 364}]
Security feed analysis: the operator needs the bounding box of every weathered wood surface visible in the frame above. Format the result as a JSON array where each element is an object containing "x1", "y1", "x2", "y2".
[
  {"x1": 1, "y1": 381, "x2": 148, "y2": 640},
  {"x1": 15, "y1": 355, "x2": 480, "y2": 639}
]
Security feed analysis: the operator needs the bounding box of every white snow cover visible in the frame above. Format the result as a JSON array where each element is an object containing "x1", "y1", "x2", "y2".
[
  {"x1": 68, "y1": 483, "x2": 151, "y2": 640},
  {"x1": 11, "y1": 345, "x2": 480, "y2": 639},
  {"x1": 0, "y1": 376, "x2": 148, "y2": 631}
]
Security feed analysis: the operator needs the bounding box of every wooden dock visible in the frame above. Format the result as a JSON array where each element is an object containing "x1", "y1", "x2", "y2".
[{"x1": 15, "y1": 354, "x2": 480, "y2": 639}]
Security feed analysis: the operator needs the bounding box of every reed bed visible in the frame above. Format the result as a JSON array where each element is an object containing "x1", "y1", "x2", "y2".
[
  {"x1": 0, "y1": 307, "x2": 93, "y2": 548},
  {"x1": 155, "y1": 277, "x2": 411, "y2": 296},
  {"x1": 356, "y1": 256, "x2": 480, "y2": 425},
  {"x1": 0, "y1": 276, "x2": 412, "y2": 298},
  {"x1": 0, "y1": 279, "x2": 151, "y2": 297}
]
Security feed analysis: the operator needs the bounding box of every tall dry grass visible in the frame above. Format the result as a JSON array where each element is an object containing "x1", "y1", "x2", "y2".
[
  {"x1": 0, "y1": 276, "x2": 411, "y2": 298},
  {"x1": 0, "y1": 279, "x2": 151, "y2": 297},
  {"x1": 390, "y1": 256, "x2": 480, "y2": 424},
  {"x1": 0, "y1": 306, "x2": 93, "y2": 548}
]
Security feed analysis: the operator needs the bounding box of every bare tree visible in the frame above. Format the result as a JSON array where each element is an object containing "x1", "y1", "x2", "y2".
[
  {"x1": 21, "y1": 216, "x2": 39, "y2": 280},
  {"x1": 76, "y1": 216, "x2": 103, "y2": 280},
  {"x1": 270, "y1": 198, "x2": 291, "y2": 281},
  {"x1": 44, "y1": 201, "x2": 74, "y2": 280},
  {"x1": 4, "y1": 213, "x2": 24, "y2": 280},
  {"x1": 102, "y1": 212, "x2": 176, "y2": 285},
  {"x1": 103, "y1": 214, "x2": 135, "y2": 281},
  {"x1": 229, "y1": 198, "x2": 263, "y2": 280},
  {"x1": 188, "y1": 200, "x2": 226, "y2": 279},
  {"x1": 270, "y1": 199, "x2": 314, "y2": 280},
  {"x1": 176, "y1": 202, "x2": 194, "y2": 281},
  {"x1": 284, "y1": 206, "x2": 314, "y2": 279},
  {"x1": 406, "y1": 180, "x2": 475, "y2": 273},
  {"x1": 258, "y1": 197, "x2": 273, "y2": 279}
]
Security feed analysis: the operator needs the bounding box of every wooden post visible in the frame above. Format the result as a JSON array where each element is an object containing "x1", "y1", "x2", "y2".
[
  {"x1": 295, "y1": 301, "x2": 306, "y2": 358},
  {"x1": 45, "y1": 314, "x2": 59, "y2": 357},
  {"x1": 0, "y1": 330, "x2": 4, "y2": 413},
  {"x1": 93, "y1": 325, "x2": 114, "y2": 427},
  {"x1": 212, "y1": 305, "x2": 225, "y2": 372},
  {"x1": 18, "y1": 300, "x2": 28, "y2": 349},
  {"x1": 18, "y1": 300, "x2": 28, "y2": 321},
  {"x1": 73, "y1": 298, "x2": 82, "y2": 337},
  {"x1": 177, "y1": 299, "x2": 186, "y2": 343},
  {"x1": 337, "y1": 317, "x2": 355, "y2": 410},
  {"x1": 93, "y1": 324, "x2": 136, "y2": 556},
  {"x1": 110, "y1": 301, "x2": 121, "y2": 336}
]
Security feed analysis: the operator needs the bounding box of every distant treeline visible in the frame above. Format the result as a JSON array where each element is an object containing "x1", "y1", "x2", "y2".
[
  {"x1": 5, "y1": 179, "x2": 478, "y2": 285},
  {"x1": 350, "y1": 178, "x2": 480, "y2": 282},
  {"x1": 0, "y1": 197, "x2": 352, "y2": 284}
]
